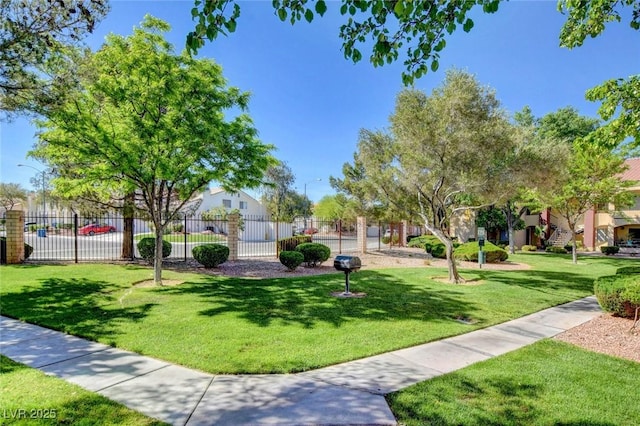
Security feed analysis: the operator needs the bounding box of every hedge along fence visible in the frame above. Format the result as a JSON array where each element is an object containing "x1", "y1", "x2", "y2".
[
  {"x1": 277, "y1": 235, "x2": 312, "y2": 252},
  {"x1": 594, "y1": 273, "x2": 640, "y2": 319}
]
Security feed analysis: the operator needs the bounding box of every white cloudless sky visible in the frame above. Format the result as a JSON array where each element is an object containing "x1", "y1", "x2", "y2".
[{"x1": 1, "y1": 0, "x2": 638, "y2": 202}]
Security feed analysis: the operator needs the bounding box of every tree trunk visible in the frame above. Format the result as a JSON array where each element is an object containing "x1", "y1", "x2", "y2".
[
  {"x1": 571, "y1": 230, "x2": 578, "y2": 264},
  {"x1": 154, "y1": 223, "x2": 164, "y2": 285},
  {"x1": 505, "y1": 203, "x2": 516, "y2": 255},
  {"x1": 444, "y1": 238, "x2": 463, "y2": 283},
  {"x1": 121, "y1": 192, "x2": 135, "y2": 260}
]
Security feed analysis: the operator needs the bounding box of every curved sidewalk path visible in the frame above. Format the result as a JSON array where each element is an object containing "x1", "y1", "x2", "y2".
[{"x1": 0, "y1": 296, "x2": 601, "y2": 425}]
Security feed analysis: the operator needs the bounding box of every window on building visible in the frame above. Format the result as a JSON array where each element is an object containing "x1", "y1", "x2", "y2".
[
  {"x1": 222, "y1": 199, "x2": 231, "y2": 208},
  {"x1": 239, "y1": 201, "x2": 248, "y2": 210}
]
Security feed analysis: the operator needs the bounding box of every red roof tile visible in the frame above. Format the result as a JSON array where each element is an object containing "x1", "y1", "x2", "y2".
[{"x1": 621, "y1": 158, "x2": 640, "y2": 182}]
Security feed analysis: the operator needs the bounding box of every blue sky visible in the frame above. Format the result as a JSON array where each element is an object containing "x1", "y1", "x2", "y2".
[{"x1": 1, "y1": 0, "x2": 638, "y2": 202}]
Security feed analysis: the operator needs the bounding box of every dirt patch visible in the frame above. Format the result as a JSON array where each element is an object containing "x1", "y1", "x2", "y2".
[{"x1": 134, "y1": 279, "x2": 185, "y2": 287}]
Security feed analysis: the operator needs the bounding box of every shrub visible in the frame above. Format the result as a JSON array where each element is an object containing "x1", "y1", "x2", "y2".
[
  {"x1": 594, "y1": 274, "x2": 640, "y2": 318},
  {"x1": 382, "y1": 234, "x2": 400, "y2": 245},
  {"x1": 279, "y1": 250, "x2": 304, "y2": 271},
  {"x1": 192, "y1": 244, "x2": 229, "y2": 268},
  {"x1": 278, "y1": 235, "x2": 312, "y2": 252},
  {"x1": 546, "y1": 246, "x2": 568, "y2": 254},
  {"x1": 171, "y1": 223, "x2": 184, "y2": 233},
  {"x1": 295, "y1": 242, "x2": 331, "y2": 267},
  {"x1": 521, "y1": 244, "x2": 538, "y2": 252},
  {"x1": 418, "y1": 235, "x2": 460, "y2": 259},
  {"x1": 454, "y1": 241, "x2": 508, "y2": 263},
  {"x1": 0, "y1": 237, "x2": 33, "y2": 264},
  {"x1": 137, "y1": 237, "x2": 171, "y2": 262},
  {"x1": 407, "y1": 235, "x2": 431, "y2": 248},
  {"x1": 600, "y1": 246, "x2": 620, "y2": 255},
  {"x1": 617, "y1": 266, "x2": 640, "y2": 275}
]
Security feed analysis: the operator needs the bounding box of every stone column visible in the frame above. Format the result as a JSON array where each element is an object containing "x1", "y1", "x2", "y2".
[
  {"x1": 357, "y1": 216, "x2": 367, "y2": 254},
  {"x1": 6, "y1": 210, "x2": 25, "y2": 264},
  {"x1": 228, "y1": 213, "x2": 239, "y2": 261}
]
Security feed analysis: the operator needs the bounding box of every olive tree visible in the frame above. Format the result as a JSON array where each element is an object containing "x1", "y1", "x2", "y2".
[{"x1": 353, "y1": 70, "x2": 517, "y2": 283}]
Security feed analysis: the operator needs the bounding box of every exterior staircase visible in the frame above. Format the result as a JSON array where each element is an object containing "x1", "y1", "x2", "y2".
[{"x1": 548, "y1": 228, "x2": 572, "y2": 247}]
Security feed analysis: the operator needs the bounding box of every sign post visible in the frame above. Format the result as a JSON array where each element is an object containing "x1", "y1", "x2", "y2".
[{"x1": 477, "y1": 227, "x2": 486, "y2": 268}]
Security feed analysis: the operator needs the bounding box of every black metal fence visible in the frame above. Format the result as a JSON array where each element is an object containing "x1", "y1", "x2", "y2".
[{"x1": 15, "y1": 212, "x2": 389, "y2": 262}]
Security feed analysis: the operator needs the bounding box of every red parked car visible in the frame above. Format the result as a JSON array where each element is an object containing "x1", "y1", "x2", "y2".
[{"x1": 79, "y1": 223, "x2": 116, "y2": 236}]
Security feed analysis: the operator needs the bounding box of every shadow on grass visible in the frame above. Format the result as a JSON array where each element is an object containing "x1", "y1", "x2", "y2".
[
  {"x1": 0, "y1": 278, "x2": 156, "y2": 343},
  {"x1": 157, "y1": 270, "x2": 479, "y2": 329},
  {"x1": 473, "y1": 268, "x2": 596, "y2": 294}
]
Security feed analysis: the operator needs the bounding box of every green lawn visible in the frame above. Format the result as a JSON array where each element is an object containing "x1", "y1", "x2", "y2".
[
  {"x1": 387, "y1": 339, "x2": 640, "y2": 426},
  {"x1": 0, "y1": 253, "x2": 634, "y2": 374},
  {"x1": 0, "y1": 355, "x2": 165, "y2": 425},
  {"x1": 134, "y1": 233, "x2": 226, "y2": 243}
]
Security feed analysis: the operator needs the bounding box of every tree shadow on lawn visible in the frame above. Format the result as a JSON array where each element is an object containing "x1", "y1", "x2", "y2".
[
  {"x1": 0, "y1": 278, "x2": 156, "y2": 344},
  {"x1": 472, "y1": 268, "x2": 598, "y2": 295},
  {"x1": 156, "y1": 270, "x2": 481, "y2": 329}
]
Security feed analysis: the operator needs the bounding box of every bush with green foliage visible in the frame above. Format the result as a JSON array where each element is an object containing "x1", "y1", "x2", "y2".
[
  {"x1": 617, "y1": 266, "x2": 640, "y2": 275},
  {"x1": 546, "y1": 246, "x2": 568, "y2": 254},
  {"x1": 454, "y1": 241, "x2": 508, "y2": 263},
  {"x1": 594, "y1": 274, "x2": 640, "y2": 318},
  {"x1": 137, "y1": 237, "x2": 171, "y2": 262},
  {"x1": 0, "y1": 237, "x2": 33, "y2": 264},
  {"x1": 382, "y1": 234, "x2": 400, "y2": 245},
  {"x1": 277, "y1": 235, "x2": 312, "y2": 252},
  {"x1": 600, "y1": 246, "x2": 620, "y2": 255},
  {"x1": 407, "y1": 235, "x2": 431, "y2": 248},
  {"x1": 521, "y1": 244, "x2": 538, "y2": 252},
  {"x1": 279, "y1": 250, "x2": 304, "y2": 271},
  {"x1": 192, "y1": 244, "x2": 229, "y2": 268},
  {"x1": 295, "y1": 242, "x2": 331, "y2": 267}
]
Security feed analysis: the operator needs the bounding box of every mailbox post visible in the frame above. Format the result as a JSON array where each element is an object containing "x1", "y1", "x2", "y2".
[{"x1": 477, "y1": 227, "x2": 486, "y2": 268}]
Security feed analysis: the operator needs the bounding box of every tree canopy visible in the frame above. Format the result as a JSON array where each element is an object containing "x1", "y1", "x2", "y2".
[
  {"x1": 349, "y1": 69, "x2": 516, "y2": 282},
  {"x1": 531, "y1": 107, "x2": 634, "y2": 263},
  {"x1": 0, "y1": 182, "x2": 28, "y2": 211},
  {"x1": 186, "y1": 0, "x2": 639, "y2": 147},
  {"x1": 0, "y1": 0, "x2": 109, "y2": 116},
  {"x1": 31, "y1": 16, "x2": 274, "y2": 284}
]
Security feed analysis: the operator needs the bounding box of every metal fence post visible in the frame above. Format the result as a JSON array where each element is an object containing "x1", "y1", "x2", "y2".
[
  {"x1": 184, "y1": 215, "x2": 188, "y2": 262},
  {"x1": 74, "y1": 213, "x2": 78, "y2": 263},
  {"x1": 338, "y1": 219, "x2": 342, "y2": 254}
]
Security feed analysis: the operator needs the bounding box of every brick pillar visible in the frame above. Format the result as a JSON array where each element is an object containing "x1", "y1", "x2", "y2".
[
  {"x1": 6, "y1": 210, "x2": 25, "y2": 264},
  {"x1": 357, "y1": 216, "x2": 367, "y2": 254},
  {"x1": 228, "y1": 213, "x2": 239, "y2": 261}
]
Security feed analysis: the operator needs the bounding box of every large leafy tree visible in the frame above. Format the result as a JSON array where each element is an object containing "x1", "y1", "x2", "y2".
[
  {"x1": 0, "y1": 182, "x2": 28, "y2": 211},
  {"x1": 31, "y1": 16, "x2": 274, "y2": 284},
  {"x1": 186, "y1": 0, "x2": 639, "y2": 147},
  {"x1": 313, "y1": 193, "x2": 358, "y2": 223},
  {"x1": 353, "y1": 70, "x2": 515, "y2": 283},
  {"x1": 260, "y1": 162, "x2": 306, "y2": 221},
  {"x1": 534, "y1": 142, "x2": 633, "y2": 263},
  {"x1": 532, "y1": 107, "x2": 632, "y2": 263},
  {"x1": 0, "y1": 0, "x2": 109, "y2": 116}
]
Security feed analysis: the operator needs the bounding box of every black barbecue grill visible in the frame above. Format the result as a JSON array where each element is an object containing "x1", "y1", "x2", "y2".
[{"x1": 333, "y1": 255, "x2": 362, "y2": 294}]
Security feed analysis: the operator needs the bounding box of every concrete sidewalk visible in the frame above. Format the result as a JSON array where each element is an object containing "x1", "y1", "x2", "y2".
[{"x1": 0, "y1": 296, "x2": 602, "y2": 425}]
